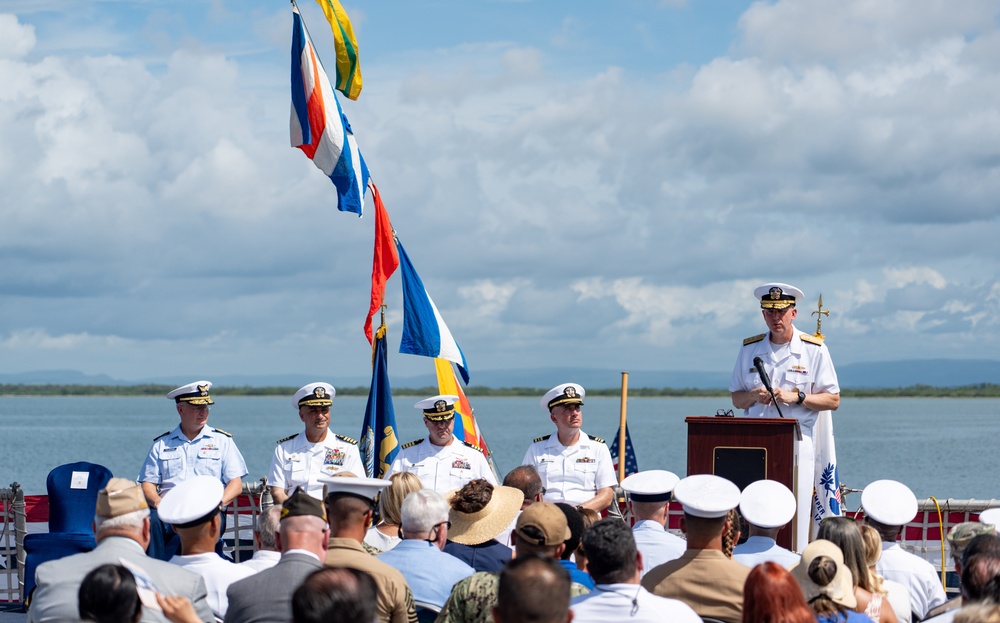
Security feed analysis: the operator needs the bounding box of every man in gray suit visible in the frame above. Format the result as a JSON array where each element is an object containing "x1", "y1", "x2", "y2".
[
  {"x1": 224, "y1": 488, "x2": 330, "y2": 623},
  {"x1": 28, "y1": 478, "x2": 213, "y2": 623}
]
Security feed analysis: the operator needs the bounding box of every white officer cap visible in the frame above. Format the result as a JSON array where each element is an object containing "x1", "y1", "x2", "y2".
[
  {"x1": 415, "y1": 395, "x2": 459, "y2": 422},
  {"x1": 739, "y1": 479, "x2": 797, "y2": 528},
  {"x1": 861, "y1": 479, "x2": 918, "y2": 526},
  {"x1": 321, "y1": 475, "x2": 391, "y2": 503},
  {"x1": 167, "y1": 380, "x2": 214, "y2": 405},
  {"x1": 672, "y1": 474, "x2": 741, "y2": 518},
  {"x1": 979, "y1": 508, "x2": 1000, "y2": 528},
  {"x1": 541, "y1": 383, "x2": 585, "y2": 411},
  {"x1": 754, "y1": 283, "x2": 804, "y2": 310},
  {"x1": 157, "y1": 475, "x2": 224, "y2": 528},
  {"x1": 294, "y1": 382, "x2": 335, "y2": 409},
  {"x1": 621, "y1": 470, "x2": 680, "y2": 503}
]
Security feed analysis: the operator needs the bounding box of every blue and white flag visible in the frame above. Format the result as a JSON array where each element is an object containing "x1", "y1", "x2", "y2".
[
  {"x1": 396, "y1": 238, "x2": 470, "y2": 384},
  {"x1": 360, "y1": 326, "x2": 399, "y2": 478},
  {"x1": 811, "y1": 410, "x2": 842, "y2": 537}
]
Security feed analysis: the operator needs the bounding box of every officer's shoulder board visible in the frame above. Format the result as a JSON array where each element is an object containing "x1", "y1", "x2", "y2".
[
  {"x1": 153, "y1": 431, "x2": 170, "y2": 441},
  {"x1": 461, "y1": 440, "x2": 484, "y2": 453},
  {"x1": 533, "y1": 434, "x2": 551, "y2": 443},
  {"x1": 213, "y1": 428, "x2": 234, "y2": 438},
  {"x1": 587, "y1": 433, "x2": 606, "y2": 444},
  {"x1": 800, "y1": 333, "x2": 824, "y2": 346},
  {"x1": 743, "y1": 333, "x2": 766, "y2": 346},
  {"x1": 336, "y1": 434, "x2": 358, "y2": 445},
  {"x1": 277, "y1": 433, "x2": 299, "y2": 444},
  {"x1": 402, "y1": 438, "x2": 424, "y2": 449}
]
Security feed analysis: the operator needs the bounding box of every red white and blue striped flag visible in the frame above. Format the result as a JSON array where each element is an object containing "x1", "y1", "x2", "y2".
[
  {"x1": 290, "y1": 5, "x2": 369, "y2": 216},
  {"x1": 609, "y1": 423, "x2": 639, "y2": 479}
]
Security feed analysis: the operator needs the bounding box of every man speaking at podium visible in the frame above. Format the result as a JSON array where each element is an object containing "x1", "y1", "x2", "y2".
[{"x1": 729, "y1": 282, "x2": 840, "y2": 548}]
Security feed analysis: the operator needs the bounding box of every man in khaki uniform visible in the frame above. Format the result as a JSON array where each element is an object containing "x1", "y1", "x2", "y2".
[
  {"x1": 322, "y1": 476, "x2": 418, "y2": 623},
  {"x1": 640, "y1": 474, "x2": 749, "y2": 623}
]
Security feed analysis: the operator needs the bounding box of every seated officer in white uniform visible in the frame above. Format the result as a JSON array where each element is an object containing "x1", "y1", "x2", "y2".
[
  {"x1": 621, "y1": 470, "x2": 686, "y2": 576},
  {"x1": 139, "y1": 381, "x2": 247, "y2": 560},
  {"x1": 732, "y1": 479, "x2": 800, "y2": 568},
  {"x1": 158, "y1": 475, "x2": 254, "y2": 619},
  {"x1": 863, "y1": 479, "x2": 947, "y2": 620},
  {"x1": 388, "y1": 395, "x2": 497, "y2": 494},
  {"x1": 268, "y1": 382, "x2": 365, "y2": 503},
  {"x1": 522, "y1": 383, "x2": 617, "y2": 512}
]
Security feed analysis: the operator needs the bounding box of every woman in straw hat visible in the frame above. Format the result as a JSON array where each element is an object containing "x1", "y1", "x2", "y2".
[
  {"x1": 444, "y1": 479, "x2": 524, "y2": 573},
  {"x1": 791, "y1": 539, "x2": 875, "y2": 623}
]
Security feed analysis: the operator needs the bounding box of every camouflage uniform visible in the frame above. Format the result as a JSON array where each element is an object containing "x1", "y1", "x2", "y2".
[{"x1": 435, "y1": 571, "x2": 589, "y2": 623}]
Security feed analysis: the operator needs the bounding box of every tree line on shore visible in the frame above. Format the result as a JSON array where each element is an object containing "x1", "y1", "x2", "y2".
[{"x1": 1, "y1": 383, "x2": 1000, "y2": 398}]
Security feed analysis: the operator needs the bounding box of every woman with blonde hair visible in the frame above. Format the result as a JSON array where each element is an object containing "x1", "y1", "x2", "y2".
[
  {"x1": 364, "y1": 471, "x2": 422, "y2": 553},
  {"x1": 818, "y1": 517, "x2": 898, "y2": 623},
  {"x1": 859, "y1": 523, "x2": 912, "y2": 623}
]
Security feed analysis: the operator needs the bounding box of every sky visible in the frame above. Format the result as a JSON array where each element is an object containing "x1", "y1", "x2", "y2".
[{"x1": 1, "y1": 0, "x2": 999, "y2": 386}]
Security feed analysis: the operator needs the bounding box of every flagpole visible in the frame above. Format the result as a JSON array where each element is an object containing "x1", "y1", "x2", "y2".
[{"x1": 617, "y1": 371, "x2": 629, "y2": 484}]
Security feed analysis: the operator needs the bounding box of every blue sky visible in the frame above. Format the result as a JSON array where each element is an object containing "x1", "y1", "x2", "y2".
[{"x1": 2, "y1": 0, "x2": 999, "y2": 385}]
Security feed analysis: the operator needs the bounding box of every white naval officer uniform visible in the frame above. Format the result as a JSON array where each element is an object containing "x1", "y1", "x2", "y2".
[
  {"x1": 268, "y1": 430, "x2": 365, "y2": 499},
  {"x1": 388, "y1": 437, "x2": 497, "y2": 494},
  {"x1": 632, "y1": 520, "x2": 686, "y2": 576},
  {"x1": 169, "y1": 552, "x2": 254, "y2": 617},
  {"x1": 522, "y1": 432, "x2": 617, "y2": 506},
  {"x1": 732, "y1": 536, "x2": 800, "y2": 568},
  {"x1": 139, "y1": 425, "x2": 247, "y2": 495},
  {"x1": 877, "y1": 542, "x2": 946, "y2": 619},
  {"x1": 570, "y1": 583, "x2": 701, "y2": 623}
]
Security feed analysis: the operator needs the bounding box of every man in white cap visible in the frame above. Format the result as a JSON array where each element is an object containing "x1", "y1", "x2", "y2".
[
  {"x1": 157, "y1": 475, "x2": 254, "y2": 618},
  {"x1": 322, "y1": 475, "x2": 418, "y2": 623},
  {"x1": 863, "y1": 479, "x2": 947, "y2": 620},
  {"x1": 620, "y1": 470, "x2": 686, "y2": 575},
  {"x1": 729, "y1": 283, "x2": 841, "y2": 548},
  {"x1": 388, "y1": 394, "x2": 497, "y2": 495},
  {"x1": 521, "y1": 383, "x2": 616, "y2": 512},
  {"x1": 139, "y1": 380, "x2": 248, "y2": 559},
  {"x1": 268, "y1": 382, "x2": 365, "y2": 503},
  {"x1": 640, "y1": 474, "x2": 749, "y2": 623},
  {"x1": 732, "y1": 479, "x2": 800, "y2": 567}
]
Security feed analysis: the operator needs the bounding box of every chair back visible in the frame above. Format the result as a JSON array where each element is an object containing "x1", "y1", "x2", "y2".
[{"x1": 45, "y1": 461, "x2": 113, "y2": 533}]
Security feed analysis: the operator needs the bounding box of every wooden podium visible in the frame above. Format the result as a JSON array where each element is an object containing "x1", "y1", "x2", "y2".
[{"x1": 685, "y1": 416, "x2": 801, "y2": 550}]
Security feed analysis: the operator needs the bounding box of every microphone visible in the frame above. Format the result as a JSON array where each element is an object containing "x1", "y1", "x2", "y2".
[{"x1": 752, "y1": 356, "x2": 784, "y2": 418}]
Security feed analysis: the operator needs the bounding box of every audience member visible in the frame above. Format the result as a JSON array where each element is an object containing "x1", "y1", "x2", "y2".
[
  {"x1": 444, "y1": 480, "x2": 522, "y2": 572},
  {"x1": 574, "y1": 508, "x2": 601, "y2": 571},
  {"x1": 224, "y1": 488, "x2": 330, "y2": 623},
  {"x1": 924, "y1": 523, "x2": 997, "y2": 621},
  {"x1": 619, "y1": 470, "x2": 685, "y2": 576},
  {"x1": 723, "y1": 508, "x2": 742, "y2": 559},
  {"x1": 322, "y1": 475, "x2": 418, "y2": 623},
  {"x1": 733, "y1": 479, "x2": 800, "y2": 568},
  {"x1": 960, "y1": 554, "x2": 1000, "y2": 604},
  {"x1": 378, "y1": 489, "x2": 476, "y2": 608},
  {"x1": 640, "y1": 474, "x2": 749, "y2": 623},
  {"x1": 818, "y1": 517, "x2": 898, "y2": 623},
  {"x1": 571, "y1": 518, "x2": 699, "y2": 622},
  {"x1": 555, "y1": 503, "x2": 595, "y2": 590},
  {"x1": 742, "y1": 561, "x2": 815, "y2": 623},
  {"x1": 28, "y1": 478, "x2": 213, "y2": 623},
  {"x1": 496, "y1": 465, "x2": 544, "y2": 548},
  {"x1": 240, "y1": 506, "x2": 282, "y2": 572},
  {"x1": 953, "y1": 603, "x2": 1000, "y2": 623},
  {"x1": 493, "y1": 555, "x2": 572, "y2": 623},
  {"x1": 860, "y1": 524, "x2": 912, "y2": 623},
  {"x1": 365, "y1": 472, "x2": 423, "y2": 554},
  {"x1": 291, "y1": 566, "x2": 378, "y2": 623},
  {"x1": 791, "y1": 539, "x2": 874, "y2": 623},
  {"x1": 78, "y1": 564, "x2": 142, "y2": 623}
]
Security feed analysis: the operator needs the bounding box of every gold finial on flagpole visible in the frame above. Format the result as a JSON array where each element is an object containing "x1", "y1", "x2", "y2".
[{"x1": 811, "y1": 294, "x2": 829, "y2": 339}]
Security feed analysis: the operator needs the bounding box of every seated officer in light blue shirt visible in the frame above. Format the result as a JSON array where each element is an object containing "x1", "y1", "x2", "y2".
[
  {"x1": 732, "y1": 479, "x2": 800, "y2": 568},
  {"x1": 621, "y1": 470, "x2": 686, "y2": 576},
  {"x1": 378, "y1": 488, "x2": 475, "y2": 608}
]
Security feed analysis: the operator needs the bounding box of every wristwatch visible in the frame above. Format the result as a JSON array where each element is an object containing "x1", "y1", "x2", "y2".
[{"x1": 796, "y1": 390, "x2": 806, "y2": 405}]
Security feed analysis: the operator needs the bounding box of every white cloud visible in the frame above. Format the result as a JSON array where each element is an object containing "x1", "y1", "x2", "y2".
[{"x1": 0, "y1": 13, "x2": 34, "y2": 59}]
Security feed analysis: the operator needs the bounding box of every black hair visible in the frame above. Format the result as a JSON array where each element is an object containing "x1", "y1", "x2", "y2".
[
  {"x1": 581, "y1": 518, "x2": 637, "y2": 584},
  {"x1": 78, "y1": 564, "x2": 142, "y2": 623},
  {"x1": 291, "y1": 566, "x2": 378, "y2": 623}
]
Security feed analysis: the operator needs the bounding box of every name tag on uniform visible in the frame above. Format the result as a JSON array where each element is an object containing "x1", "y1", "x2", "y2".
[
  {"x1": 451, "y1": 458, "x2": 471, "y2": 470},
  {"x1": 198, "y1": 444, "x2": 221, "y2": 459}
]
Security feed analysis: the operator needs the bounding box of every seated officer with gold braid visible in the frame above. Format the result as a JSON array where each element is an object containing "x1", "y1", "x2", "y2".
[{"x1": 387, "y1": 395, "x2": 497, "y2": 495}]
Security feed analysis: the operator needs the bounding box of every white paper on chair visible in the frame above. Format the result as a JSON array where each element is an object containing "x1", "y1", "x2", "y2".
[{"x1": 70, "y1": 471, "x2": 89, "y2": 489}]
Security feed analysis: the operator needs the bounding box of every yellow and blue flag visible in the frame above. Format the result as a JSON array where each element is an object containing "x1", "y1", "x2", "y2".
[
  {"x1": 313, "y1": 0, "x2": 362, "y2": 100},
  {"x1": 360, "y1": 325, "x2": 399, "y2": 478}
]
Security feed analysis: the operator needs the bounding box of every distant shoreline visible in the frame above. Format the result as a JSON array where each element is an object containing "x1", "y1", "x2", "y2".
[{"x1": 2, "y1": 383, "x2": 999, "y2": 398}]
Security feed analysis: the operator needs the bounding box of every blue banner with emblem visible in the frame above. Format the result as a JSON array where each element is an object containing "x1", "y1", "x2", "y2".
[{"x1": 360, "y1": 325, "x2": 399, "y2": 478}]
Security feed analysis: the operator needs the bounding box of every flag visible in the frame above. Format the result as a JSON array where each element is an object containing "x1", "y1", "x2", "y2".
[
  {"x1": 312, "y1": 0, "x2": 362, "y2": 100},
  {"x1": 364, "y1": 183, "x2": 399, "y2": 343},
  {"x1": 396, "y1": 238, "x2": 470, "y2": 383},
  {"x1": 290, "y1": 5, "x2": 369, "y2": 216},
  {"x1": 811, "y1": 410, "x2": 842, "y2": 537},
  {"x1": 609, "y1": 423, "x2": 639, "y2": 481},
  {"x1": 360, "y1": 326, "x2": 399, "y2": 479}
]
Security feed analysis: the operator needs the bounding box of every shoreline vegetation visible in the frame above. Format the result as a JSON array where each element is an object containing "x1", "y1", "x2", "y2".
[{"x1": 2, "y1": 383, "x2": 1000, "y2": 398}]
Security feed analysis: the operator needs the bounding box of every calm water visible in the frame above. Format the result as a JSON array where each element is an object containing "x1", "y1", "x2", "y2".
[{"x1": 1, "y1": 396, "x2": 997, "y2": 507}]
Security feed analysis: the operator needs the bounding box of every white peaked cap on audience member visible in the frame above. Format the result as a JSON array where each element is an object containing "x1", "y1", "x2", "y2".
[
  {"x1": 293, "y1": 382, "x2": 336, "y2": 409},
  {"x1": 157, "y1": 475, "x2": 224, "y2": 527},
  {"x1": 672, "y1": 474, "x2": 741, "y2": 518},
  {"x1": 739, "y1": 480, "x2": 797, "y2": 528},
  {"x1": 541, "y1": 383, "x2": 585, "y2": 411},
  {"x1": 321, "y1": 475, "x2": 391, "y2": 502},
  {"x1": 979, "y1": 508, "x2": 1000, "y2": 528},
  {"x1": 621, "y1": 470, "x2": 680, "y2": 503},
  {"x1": 861, "y1": 479, "x2": 918, "y2": 526}
]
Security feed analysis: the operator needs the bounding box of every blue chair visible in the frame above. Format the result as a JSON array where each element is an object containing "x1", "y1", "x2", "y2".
[{"x1": 22, "y1": 462, "x2": 113, "y2": 602}]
